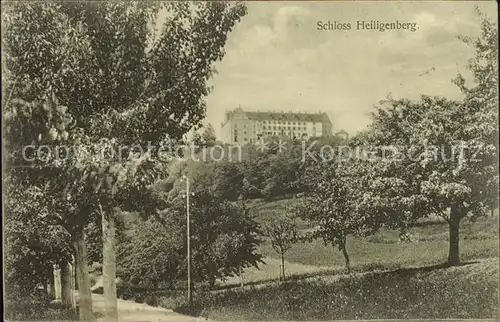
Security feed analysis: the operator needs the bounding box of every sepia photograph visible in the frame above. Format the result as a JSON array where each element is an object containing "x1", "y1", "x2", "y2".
[{"x1": 1, "y1": 1, "x2": 499, "y2": 321}]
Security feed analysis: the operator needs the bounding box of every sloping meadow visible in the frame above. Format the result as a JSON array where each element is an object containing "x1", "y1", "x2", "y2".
[{"x1": 181, "y1": 258, "x2": 498, "y2": 320}]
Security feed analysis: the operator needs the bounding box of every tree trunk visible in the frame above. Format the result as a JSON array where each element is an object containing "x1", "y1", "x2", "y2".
[
  {"x1": 47, "y1": 269, "x2": 55, "y2": 298},
  {"x1": 73, "y1": 226, "x2": 94, "y2": 320},
  {"x1": 208, "y1": 275, "x2": 216, "y2": 289},
  {"x1": 447, "y1": 207, "x2": 461, "y2": 266},
  {"x1": 72, "y1": 256, "x2": 77, "y2": 309},
  {"x1": 339, "y1": 237, "x2": 350, "y2": 273},
  {"x1": 239, "y1": 267, "x2": 244, "y2": 288},
  {"x1": 54, "y1": 265, "x2": 62, "y2": 302},
  {"x1": 281, "y1": 253, "x2": 285, "y2": 281},
  {"x1": 102, "y1": 209, "x2": 118, "y2": 322},
  {"x1": 61, "y1": 261, "x2": 73, "y2": 308}
]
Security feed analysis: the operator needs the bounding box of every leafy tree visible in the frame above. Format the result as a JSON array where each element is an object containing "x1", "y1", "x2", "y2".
[
  {"x1": 117, "y1": 217, "x2": 183, "y2": 289},
  {"x1": 297, "y1": 147, "x2": 379, "y2": 273},
  {"x1": 3, "y1": 178, "x2": 74, "y2": 317},
  {"x1": 212, "y1": 161, "x2": 244, "y2": 200},
  {"x1": 195, "y1": 123, "x2": 217, "y2": 148},
  {"x1": 361, "y1": 13, "x2": 497, "y2": 266},
  {"x1": 237, "y1": 136, "x2": 307, "y2": 200},
  {"x1": 118, "y1": 191, "x2": 263, "y2": 289},
  {"x1": 263, "y1": 214, "x2": 298, "y2": 281},
  {"x1": 453, "y1": 11, "x2": 498, "y2": 215},
  {"x1": 366, "y1": 95, "x2": 497, "y2": 266}
]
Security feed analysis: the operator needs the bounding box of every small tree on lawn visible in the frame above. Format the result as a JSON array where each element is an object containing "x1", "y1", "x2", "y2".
[
  {"x1": 297, "y1": 147, "x2": 380, "y2": 273},
  {"x1": 263, "y1": 214, "x2": 298, "y2": 281}
]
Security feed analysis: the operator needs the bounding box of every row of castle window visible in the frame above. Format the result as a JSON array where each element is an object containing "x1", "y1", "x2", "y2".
[
  {"x1": 234, "y1": 121, "x2": 313, "y2": 128},
  {"x1": 234, "y1": 131, "x2": 314, "y2": 141}
]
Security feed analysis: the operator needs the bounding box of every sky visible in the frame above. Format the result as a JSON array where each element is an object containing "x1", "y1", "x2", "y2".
[{"x1": 204, "y1": 1, "x2": 497, "y2": 138}]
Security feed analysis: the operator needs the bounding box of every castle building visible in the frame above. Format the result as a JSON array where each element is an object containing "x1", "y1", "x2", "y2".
[{"x1": 220, "y1": 107, "x2": 333, "y2": 144}]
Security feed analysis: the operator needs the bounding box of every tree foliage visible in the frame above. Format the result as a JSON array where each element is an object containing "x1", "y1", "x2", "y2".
[
  {"x1": 118, "y1": 192, "x2": 263, "y2": 289},
  {"x1": 297, "y1": 146, "x2": 379, "y2": 272},
  {"x1": 362, "y1": 13, "x2": 498, "y2": 265}
]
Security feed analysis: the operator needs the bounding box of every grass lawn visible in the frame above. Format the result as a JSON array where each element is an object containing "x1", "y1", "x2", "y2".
[
  {"x1": 246, "y1": 196, "x2": 313, "y2": 230},
  {"x1": 259, "y1": 232, "x2": 498, "y2": 270},
  {"x1": 252, "y1": 197, "x2": 499, "y2": 270},
  {"x1": 216, "y1": 214, "x2": 498, "y2": 288},
  {"x1": 189, "y1": 258, "x2": 499, "y2": 320}
]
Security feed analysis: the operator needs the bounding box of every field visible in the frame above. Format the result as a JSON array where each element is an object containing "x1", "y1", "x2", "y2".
[
  {"x1": 191, "y1": 258, "x2": 499, "y2": 320},
  {"x1": 258, "y1": 216, "x2": 499, "y2": 269},
  {"x1": 222, "y1": 198, "x2": 499, "y2": 284},
  {"x1": 166, "y1": 197, "x2": 499, "y2": 320}
]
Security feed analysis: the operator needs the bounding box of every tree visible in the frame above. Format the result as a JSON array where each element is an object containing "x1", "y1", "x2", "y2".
[
  {"x1": 360, "y1": 13, "x2": 497, "y2": 267},
  {"x1": 212, "y1": 161, "x2": 244, "y2": 201},
  {"x1": 296, "y1": 145, "x2": 380, "y2": 273},
  {"x1": 118, "y1": 191, "x2": 263, "y2": 289},
  {"x1": 3, "y1": 179, "x2": 74, "y2": 317},
  {"x1": 263, "y1": 214, "x2": 298, "y2": 281},
  {"x1": 366, "y1": 95, "x2": 497, "y2": 266},
  {"x1": 454, "y1": 10, "x2": 498, "y2": 215},
  {"x1": 199, "y1": 123, "x2": 217, "y2": 148},
  {"x1": 117, "y1": 217, "x2": 183, "y2": 289},
  {"x1": 3, "y1": 2, "x2": 247, "y2": 320}
]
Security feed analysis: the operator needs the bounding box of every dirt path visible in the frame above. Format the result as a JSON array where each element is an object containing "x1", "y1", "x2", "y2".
[
  {"x1": 215, "y1": 256, "x2": 339, "y2": 290},
  {"x1": 78, "y1": 293, "x2": 208, "y2": 322}
]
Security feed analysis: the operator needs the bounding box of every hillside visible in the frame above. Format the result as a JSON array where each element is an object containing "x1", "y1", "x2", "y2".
[
  {"x1": 192, "y1": 258, "x2": 499, "y2": 320},
  {"x1": 107, "y1": 197, "x2": 498, "y2": 321}
]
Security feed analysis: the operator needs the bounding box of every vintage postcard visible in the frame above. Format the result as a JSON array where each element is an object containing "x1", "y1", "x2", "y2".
[{"x1": 2, "y1": 1, "x2": 498, "y2": 321}]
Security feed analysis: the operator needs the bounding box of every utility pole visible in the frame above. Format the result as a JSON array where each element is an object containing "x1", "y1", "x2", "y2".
[{"x1": 185, "y1": 175, "x2": 192, "y2": 305}]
